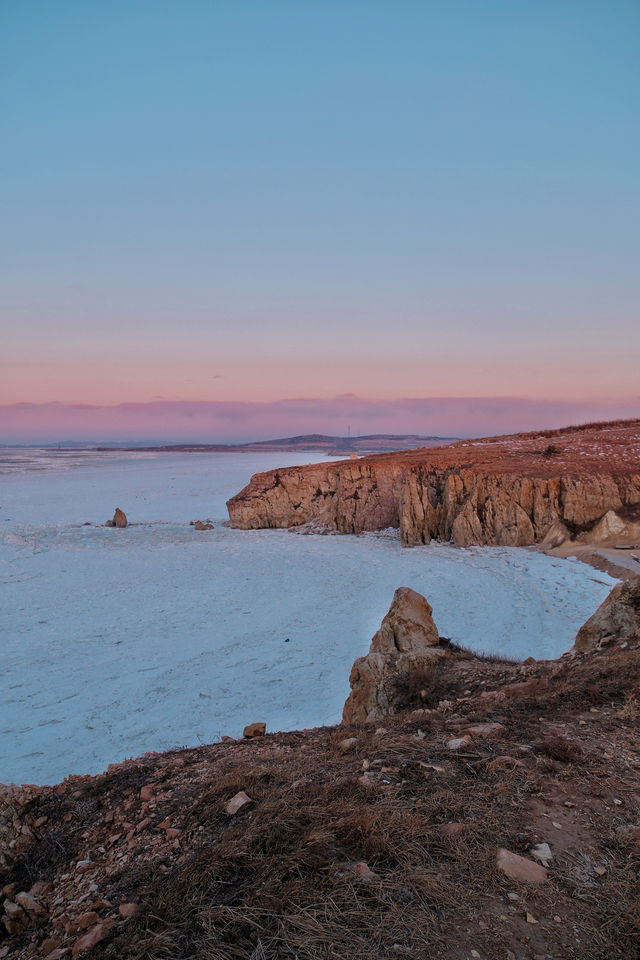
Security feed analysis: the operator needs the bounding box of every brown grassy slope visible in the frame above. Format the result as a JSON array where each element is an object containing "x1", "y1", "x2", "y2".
[{"x1": 2, "y1": 638, "x2": 640, "y2": 960}]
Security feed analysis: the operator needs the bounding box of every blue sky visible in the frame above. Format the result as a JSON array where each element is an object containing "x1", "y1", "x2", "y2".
[{"x1": 1, "y1": 1, "x2": 638, "y2": 438}]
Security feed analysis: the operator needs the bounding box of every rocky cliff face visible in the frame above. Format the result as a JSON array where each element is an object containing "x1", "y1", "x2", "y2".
[{"x1": 227, "y1": 422, "x2": 640, "y2": 548}]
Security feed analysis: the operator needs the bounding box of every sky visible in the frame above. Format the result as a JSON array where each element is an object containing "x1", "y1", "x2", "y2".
[{"x1": 1, "y1": 1, "x2": 638, "y2": 442}]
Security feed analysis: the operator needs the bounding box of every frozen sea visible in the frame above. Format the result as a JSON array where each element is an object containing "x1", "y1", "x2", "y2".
[{"x1": 0, "y1": 447, "x2": 617, "y2": 786}]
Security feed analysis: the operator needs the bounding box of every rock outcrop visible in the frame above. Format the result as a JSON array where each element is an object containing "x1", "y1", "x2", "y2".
[
  {"x1": 573, "y1": 577, "x2": 640, "y2": 653},
  {"x1": 227, "y1": 421, "x2": 640, "y2": 549},
  {"x1": 106, "y1": 508, "x2": 127, "y2": 528},
  {"x1": 342, "y1": 587, "x2": 443, "y2": 723}
]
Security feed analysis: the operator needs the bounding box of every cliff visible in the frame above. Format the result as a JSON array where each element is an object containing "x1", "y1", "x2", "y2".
[{"x1": 227, "y1": 419, "x2": 640, "y2": 548}]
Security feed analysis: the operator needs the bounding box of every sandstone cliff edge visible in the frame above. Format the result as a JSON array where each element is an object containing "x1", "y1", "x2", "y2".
[{"x1": 227, "y1": 419, "x2": 640, "y2": 548}]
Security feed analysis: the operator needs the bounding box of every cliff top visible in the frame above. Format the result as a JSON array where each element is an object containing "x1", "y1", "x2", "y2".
[{"x1": 323, "y1": 418, "x2": 640, "y2": 478}]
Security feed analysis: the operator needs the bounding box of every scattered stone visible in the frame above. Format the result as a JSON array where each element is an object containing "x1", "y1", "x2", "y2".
[
  {"x1": 507, "y1": 892, "x2": 519, "y2": 901},
  {"x1": 529, "y1": 842, "x2": 553, "y2": 865},
  {"x1": 496, "y1": 848, "x2": 548, "y2": 884},
  {"x1": 41, "y1": 939, "x2": 62, "y2": 956},
  {"x1": 74, "y1": 911, "x2": 99, "y2": 932},
  {"x1": 417, "y1": 761, "x2": 447, "y2": 773},
  {"x1": 594, "y1": 866, "x2": 607, "y2": 876},
  {"x1": 225, "y1": 791, "x2": 253, "y2": 816},
  {"x1": 358, "y1": 773, "x2": 377, "y2": 789},
  {"x1": 193, "y1": 520, "x2": 214, "y2": 530},
  {"x1": 2, "y1": 900, "x2": 28, "y2": 935},
  {"x1": 44, "y1": 951, "x2": 70, "y2": 960},
  {"x1": 71, "y1": 922, "x2": 110, "y2": 955},
  {"x1": 438, "y1": 822, "x2": 465, "y2": 837},
  {"x1": 502, "y1": 678, "x2": 549, "y2": 700},
  {"x1": 139, "y1": 784, "x2": 155, "y2": 802},
  {"x1": 353, "y1": 861, "x2": 378, "y2": 881},
  {"x1": 617, "y1": 823, "x2": 640, "y2": 843},
  {"x1": 447, "y1": 735, "x2": 472, "y2": 751},
  {"x1": 243, "y1": 721, "x2": 266, "y2": 738},
  {"x1": 118, "y1": 902, "x2": 139, "y2": 918},
  {"x1": 462, "y1": 722, "x2": 506, "y2": 738},
  {"x1": 339, "y1": 737, "x2": 358, "y2": 752},
  {"x1": 526, "y1": 912, "x2": 538, "y2": 924},
  {"x1": 15, "y1": 890, "x2": 46, "y2": 917}
]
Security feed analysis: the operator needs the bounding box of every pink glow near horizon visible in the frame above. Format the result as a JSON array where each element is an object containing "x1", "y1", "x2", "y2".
[{"x1": 2, "y1": 396, "x2": 639, "y2": 444}]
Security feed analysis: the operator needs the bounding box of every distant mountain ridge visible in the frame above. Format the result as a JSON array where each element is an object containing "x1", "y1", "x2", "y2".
[{"x1": 92, "y1": 434, "x2": 459, "y2": 455}]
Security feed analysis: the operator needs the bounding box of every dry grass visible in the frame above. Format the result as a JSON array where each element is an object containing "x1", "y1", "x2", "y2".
[{"x1": 3, "y1": 644, "x2": 640, "y2": 960}]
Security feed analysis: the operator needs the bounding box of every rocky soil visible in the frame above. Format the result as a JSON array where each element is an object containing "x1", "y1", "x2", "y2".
[
  {"x1": 2, "y1": 579, "x2": 640, "y2": 960},
  {"x1": 227, "y1": 419, "x2": 640, "y2": 548}
]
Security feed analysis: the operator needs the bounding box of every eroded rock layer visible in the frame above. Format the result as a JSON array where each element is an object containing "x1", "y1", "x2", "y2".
[{"x1": 227, "y1": 420, "x2": 640, "y2": 547}]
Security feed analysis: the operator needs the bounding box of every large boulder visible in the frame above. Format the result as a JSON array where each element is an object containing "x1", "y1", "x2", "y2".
[
  {"x1": 107, "y1": 508, "x2": 127, "y2": 528},
  {"x1": 342, "y1": 587, "x2": 443, "y2": 724},
  {"x1": 574, "y1": 578, "x2": 640, "y2": 653}
]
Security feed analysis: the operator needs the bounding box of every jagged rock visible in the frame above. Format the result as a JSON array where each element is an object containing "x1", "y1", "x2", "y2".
[
  {"x1": 2, "y1": 900, "x2": 28, "y2": 935},
  {"x1": 574, "y1": 579, "x2": 640, "y2": 653},
  {"x1": 447, "y1": 735, "x2": 472, "y2": 751},
  {"x1": 71, "y1": 921, "x2": 110, "y2": 955},
  {"x1": 107, "y1": 508, "x2": 127, "y2": 528},
  {"x1": 243, "y1": 722, "x2": 266, "y2": 738},
  {"x1": 193, "y1": 520, "x2": 214, "y2": 531},
  {"x1": 495, "y1": 848, "x2": 548, "y2": 883},
  {"x1": 342, "y1": 587, "x2": 443, "y2": 724},
  {"x1": 539, "y1": 519, "x2": 570, "y2": 548},
  {"x1": 14, "y1": 890, "x2": 46, "y2": 917},
  {"x1": 586, "y1": 510, "x2": 628, "y2": 542}
]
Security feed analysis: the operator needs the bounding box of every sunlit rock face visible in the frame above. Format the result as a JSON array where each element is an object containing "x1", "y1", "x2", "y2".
[
  {"x1": 342, "y1": 587, "x2": 443, "y2": 724},
  {"x1": 227, "y1": 421, "x2": 640, "y2": 548}
]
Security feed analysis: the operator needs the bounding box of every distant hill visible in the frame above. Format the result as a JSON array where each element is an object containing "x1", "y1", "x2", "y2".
[{"x1": 94, "y1": 434, "x2": 460, "y2": 456}]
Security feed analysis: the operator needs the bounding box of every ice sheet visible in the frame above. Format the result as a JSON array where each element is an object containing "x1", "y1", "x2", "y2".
[{"x1": 0, "y1": 451, "x2": 617, "y2": 785}]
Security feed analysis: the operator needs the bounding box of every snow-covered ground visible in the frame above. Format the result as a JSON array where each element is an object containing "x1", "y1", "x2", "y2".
[{"x1": 1, "y1": 449, "x2": 617, "y2": 786}]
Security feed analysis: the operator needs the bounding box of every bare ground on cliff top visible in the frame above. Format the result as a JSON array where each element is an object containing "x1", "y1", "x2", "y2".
[
  {"x1": 305, "y1": 418, "x2": 640, "y2": 478},
  {"x1": 2, "y1": 637, "x2": 640, "y2": 960}
]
